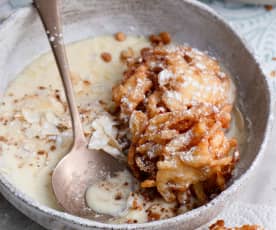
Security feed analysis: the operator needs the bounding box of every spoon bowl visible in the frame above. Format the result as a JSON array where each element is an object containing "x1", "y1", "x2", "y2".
[{"x1": 52, "y1": 143, "x2": 126, "y2": 221}]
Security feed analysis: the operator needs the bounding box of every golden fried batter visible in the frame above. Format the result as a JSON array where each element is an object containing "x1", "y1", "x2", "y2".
[
  {"x1": 113, "y1": 46, "x2": 233, "y2": 117},
  {"x1": 112, "y1": 44, "x2": 239, "y2": 208}
]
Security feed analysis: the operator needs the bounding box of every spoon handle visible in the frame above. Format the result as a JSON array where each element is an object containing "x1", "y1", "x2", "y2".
[{"x1": 34, "y1": 0, "x2": 86, "y2": 144}]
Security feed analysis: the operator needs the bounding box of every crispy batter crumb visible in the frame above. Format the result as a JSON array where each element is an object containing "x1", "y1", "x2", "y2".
[
  {"x1": 115, "y1": 32, "x2": 127, "y2": 42},
  {"x1": 147, "y1": 210, "x2": 161, "y2": 221},
  {"x1": 270, "y1": 70, "x2": 276, "y2": 77},
  {"x1": 114, "y1": 192, "x2": 122, "y2": 200},
  {"x1": 127, "y1": 219, "x2": 138, "y2": 224},
  {"x1": 159, "y1": 32, "x2": 171, "y2": 45},
  {"x1": 149, "y1": 32, "x2": 172, "y2": 46},
  {"x1": 141, "y1": 180, "x2": 156, "y2": 188},
  {"x1": 83, "y1": 80, "x2": 91, "y2": 85},
  {"x1": 55, "y1": 93, "x2": 62, "y2": 103},
  {"x1": 56, "y1": 124, "x2": 68, "y2": 132},
  {"x1": 149, "y1": 34, "x2": 162, "y2": 46},
  {"x1": 209, "y1": 220, "x2": 264, "y2": 230},
  {"x1": 101, "y1": 52, "x2": 112, "y2": 62},
  {"x1": 132, "y1": 198, "x2": 143, "y2": 210},
  {"x1": 50, "y1": 145, "x2": 56, "y2": 151},
  {"x1": 184, "y1": 54, "x2": 193, "y2": 63},
  {"x1": 37, "y1": 150, "x2": 47, "y2": 155},
  {"x1": 84, "y1": 132, "x2": 90, "y2": 138},
  {"x1": 120, "y1": 48, "x2": 135, "y2": 63},
  {"x1": 0, "y1": 136, "x2": 7, "y2": 142},
  {"x1": 264, "y1": 5, "x2": 273, "y2": 11}
]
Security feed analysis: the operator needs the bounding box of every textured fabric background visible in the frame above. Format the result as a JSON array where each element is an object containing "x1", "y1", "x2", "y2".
[{"x1": 204, "y1": 0, "x2": 276, "y2": 97}]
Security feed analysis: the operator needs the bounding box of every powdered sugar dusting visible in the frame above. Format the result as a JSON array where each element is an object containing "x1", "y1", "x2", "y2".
[{"x1": 158, "y1": 69, "x2": 174, "y2": 87}]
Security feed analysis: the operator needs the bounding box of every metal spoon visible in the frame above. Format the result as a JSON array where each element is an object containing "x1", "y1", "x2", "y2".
[{"x1": 33, "y1": 0, "x2": 127, "y2": 221}]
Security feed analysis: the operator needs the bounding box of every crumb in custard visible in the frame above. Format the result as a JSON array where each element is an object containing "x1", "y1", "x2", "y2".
[
  {"x1": 56, "y1": 124, "x2": 69, "y2": 132},
  {"x1": 146, "y1": 209, "x2": 161, "y2": 221},
  {"x1": 37, "y1": 150, "x2": 47, "y2": 155},
  {"x1": 115, "y1": 32, "x2": 127, "y2": 42},
  {"x1": 127, "y1": 219, "x2": 138, "y2": 224},
  {"x1": 114, "y1": 192, "x2": 122, "y2": 200},
  {"x1": 101, "y1": 52, "x2": 112, "y2": 62},
  {"x1": 131, "y1": 196, "x2": 143, "y2": 211},
  {"x1": 120, "y1": 47, "x2": 135, "y2": 63},
  {"x1": 50, "y1": 145, "x2": 56, "y2": 151},
  {"x1": 38, "y1": 86, "x2": 46, "y2": 90},
  {"x1": 84, "y1": 132, "x2": 90, "y2": 138},
  {"x1": 83, "y1": 80, "x2": 91, "y2": 86},
  {"x1": 0, "y1": 136, "x2": 8, "y2": 142}
]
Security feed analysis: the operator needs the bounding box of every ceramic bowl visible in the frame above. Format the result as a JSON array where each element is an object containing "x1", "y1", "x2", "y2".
[{"x1": 0, "y1": 0, "x2": 272, "y2": 229}]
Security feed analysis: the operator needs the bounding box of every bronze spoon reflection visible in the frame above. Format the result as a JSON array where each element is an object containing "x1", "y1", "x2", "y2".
[{"x1": 34, "y1": 0, "x2": 127, "y2": 221}]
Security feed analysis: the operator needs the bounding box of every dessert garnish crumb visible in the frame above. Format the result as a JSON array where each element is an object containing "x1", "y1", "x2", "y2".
[
  {"x1": 0, "y1": 136, "x2": 7, "y2": 142},
  {"x1": 101, "y1": 52, "x2": 112, "y2": 62},
  {"x1": 115, "y1": 32, "x2": 127, "y2": 42},
  {"x1": 120, "y1": 48, "x2": 135, "y2": 63},
  {"x1": 270, "y1": 70, "x2": 276, "y2": 77},
  {"x1": 209, "y1": 220, "x2": 264, "y2": 230},
  {"x1": 264, "y1": 5, "x2": 273, "y2": 11},
  {"x1": 149, "y1": 32, "x2": 171, "y2": 46},
  {"x1": 37, "y1": 150, "x2": 47, "y2": 155},
  {"x1": 114, "y1": 192, "x2": 122, "y2": 200},
  {"x1": 159, "y1": 32, "x2": 171, "y2": 45}
]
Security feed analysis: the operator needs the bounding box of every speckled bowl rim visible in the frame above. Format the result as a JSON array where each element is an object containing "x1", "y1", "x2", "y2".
[{"x1": 0, "y1": 0, "x2": 272, "y2": 229}]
